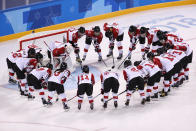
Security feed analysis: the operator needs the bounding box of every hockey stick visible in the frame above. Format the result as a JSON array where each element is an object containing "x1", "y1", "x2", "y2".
[
  {"x1": 105, "y1": 90, "x2": 127, "y2": 102},
  {"x1": 111, "y1": 51, "x2": 115, "y2": 69},
  {"x1": 117, "y1": 40, "x2": 138, "y2": 69},
  {"x1": 92, "y1": 42, "x2": 107, "y2": 67},
  {"x1": 67, "y1": 95, "x2": 77, "y2": 102},
  {"x1": 93, "y1": 93, "x2": 102, "y2": 100},
  {"x1": 117, "y1": 52, "x2": 131, "y2": 69}
]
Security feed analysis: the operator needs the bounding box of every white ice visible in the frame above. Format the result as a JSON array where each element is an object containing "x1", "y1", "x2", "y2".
[{"x1": 0, "y1": 4, "x2": 196, "y2": 131}]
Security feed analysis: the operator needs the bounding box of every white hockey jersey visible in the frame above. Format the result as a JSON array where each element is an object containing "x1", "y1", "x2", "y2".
[
  {"x1": 100, "y1": 71, "x2": 119, "y2": 83},
  {"x1": 153, "y1": 56, "x2": 174, "y2": 72},
  {"x1": 138, "y1": 60, "x2": 160, "y2": 77},
  {"x1": 7, "y1": 50, "x2": 27, "y2": 63},
  {"x1": 77, "y1": 72, "x2": 95, "y2": 85},
  {"x1": 162, "y1": 53, "x2": 179, "y2": 65},
  {"x1": 30, "y1": 67, "x2": 52, "y2": 80},
  {"x1": 174, "y1": 42, "x2": 192, "y2": 56},
  {"x1": 167, "y1": 49, "x2": 186, "y2": 61},
  {"x1": 123, "y1": 66, "x2": 142, "y2": 82},
  {"x1": 15, "y1": 58, "x2": 37, "y2": 72},
  {"x1": 48, "y1": 69, "x2": 70, "y2": 84}
]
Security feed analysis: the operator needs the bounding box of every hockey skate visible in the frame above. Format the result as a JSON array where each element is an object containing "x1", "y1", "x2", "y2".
[
  {"x1": 76, "y1": 57, "x2": 82, "y2": 63},
  {"x1": 78, "y1": 103, "x2": 81, "y2": 110},
  {"x1": 160, "y1": 90, "x2": 168, "y2": 97},
  {"x1": 128, "y1": 55, "x2": 131, "y2": 60},
  {"x1": 82, "y1": 55, "x2": 86, "y2": 61},
  {"x1": 98, "y1": 56, "x2": 102, "y2": 62},
  {"x1": 42, "y1": 98, "x2": 49, "y2": 105},
  {"x1": 141, "y1": 98, "x2": 146, "y2": 105},
  {"x1": 63, "y1": 102, "x2": 70, "y2": 110},
  {"x1": 146, "y1": 96, "x2": 150, "y2": 102},
  {"x1": 142, "y1": 54, "x2": 146, "y2": 60},
  {"x1": 125, "y1": 99, "x2": 130, "y2": 106},
  {"x1": 117, "y1": 53, "x2": 123, "y2": 60},
  {"x1": 8, "y1": 77, "x2": 17, "y2": 84},
  {"x1": 28, "y1": 93, "x2": 35, "y2": 100},
  {"x1": 20, "y1": 90, "x2": 28, "y2": 97},
  {"x1": 114, "y1": 101, "x2": 118, "y2": 108},
  {"x1": 47, "y1": 99, "x2": 53, "y2": 106},
  {"x1": 103, "y1": 102, "x2": 107, "y2": 109},
  {"x1": 185, "y1": 75, "x2": 189, "y2": 80},
  {"x1": 151, "y1": 93, "x2": 158, "y2": 98},
  {"x1": 90, "y1": 103, "x2": 94, "y2": 110},
  {"x1": 106, "y1": 51, "x2": 112, "y2": 57}
]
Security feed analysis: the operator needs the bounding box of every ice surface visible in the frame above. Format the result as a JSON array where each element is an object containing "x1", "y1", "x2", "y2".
[{"x1": 0, "y1": 5, "x2": 196, "y2": 131}]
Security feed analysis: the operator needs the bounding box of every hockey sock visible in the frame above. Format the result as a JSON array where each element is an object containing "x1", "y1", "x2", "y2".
[
  {"x1": 8, "y1": 69, "x2": 15, "y2": 79},
  {"x1": 78, "y1": 95, "x2": 84, "y2": 103},
  {"x1": 126, "y1": 90, "x2": 132, "y2": 100},
  {"x1": 112, "y1": 92, "x2": 118, "y2": 102},
  {"x1": 163, "y1": 80, "x2": 170, "y2": 92},
  {"x1": 103, "y1": 93, "x2": 109, "y2": 103},
  {"x1": 59, "y1": 93, "x2": 67, "y2": 104},
  {"x1": 138, "y1": 90, "x2": 145, "y2": 99},
  {"x1": 88, "y1": 96, "x2": 94, "y2": 104},
  {"x1": 146, "y1": 86, "x2": 152, "y2": 97},
  {"x1": 116, "y1": 41, "x2": 123, "y2": 55}
]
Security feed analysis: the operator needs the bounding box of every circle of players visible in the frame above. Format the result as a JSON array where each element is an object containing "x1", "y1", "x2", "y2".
[{"x1": 6, "y1": 22, "x2": 193, "y2": 110}]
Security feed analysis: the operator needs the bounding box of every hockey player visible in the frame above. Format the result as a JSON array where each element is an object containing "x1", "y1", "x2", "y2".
[
  {"x1": 47, "y1": 41, "x2": 69, "y2": 68},
  {"x1": 127, "y1": 25, "x2": 139, "y2": 59},
  {"x1": 147, "y1": 52, "x2": 175, "y2": 97},
  {"x1": 166, "y1": 47, "x2": 187, "y2": 86},
  {"x1": 134, "y1": 59, "x2": 161, "y2": 100},
  {"x1": 104, "y1": 22, "x2": 124, "y2": 59},
  {"x1": 77, "y1": 65, "x2": 95, "y2": 110},
  {"x1": 82, "y1": 26, "x2": 103, "y2": 62},
  {"x1": 13, "y1": 56, "x2": 38, "y2": 96},
  {"x1": 27, "y1": 63, "x2": 53, "y2": 104},
  {"x1": 123, "y1": 60, "x2": 146, "y2": 106},
  {"x1": 67, "y1": 27, "x2": 86, "y2": 63},
  {"x1": 139, "y1": 27, "x2": 164, "y2": 59},
  {"x1": 6, "y1": 49, "x2": 28, "y2": 84},
  {"x1": 100, "y1": 69, "x2": 120, "y2": 108},
  {"x1": 164, "y1": 39, "x2": 193, "y2": 81},
  {"x1": 47, "y1": 62, "x2": 70, "y2": 110}
]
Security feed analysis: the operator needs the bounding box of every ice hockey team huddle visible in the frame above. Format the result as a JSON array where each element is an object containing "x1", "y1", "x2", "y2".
[{"x1": 6, "y1": 22, "x2": 193, "y2": 110}]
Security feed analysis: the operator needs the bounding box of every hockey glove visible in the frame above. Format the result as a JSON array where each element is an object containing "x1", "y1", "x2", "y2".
[
  {"x1": 69, "y1": 41, "x2": 76, "y2": 48},
  {"x1": 74, "y1": 47, "x2": 80, "y2": 54}
]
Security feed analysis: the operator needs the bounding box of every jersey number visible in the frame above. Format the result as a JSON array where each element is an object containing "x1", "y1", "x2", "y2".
[
  {"x1": 81, "y1": 75, "x2": 89, "y2": 80},
  {"x1": 12, "y1": 53, "x2": 22, "y2": 58}
]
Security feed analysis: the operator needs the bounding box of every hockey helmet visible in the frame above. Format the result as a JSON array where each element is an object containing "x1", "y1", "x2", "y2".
[
  {"x1": 46, "y1": 63, "x2": 53, "y2": 70},
  {"x1": 140, "y1": 27, "x2": 149, "y2": 34},
  {"x1": 28, "y1": 48, "x2": 36, "y2": 58},
  {"x1": 124, "y1": 60, "x2": 132, "y2": 68},
  {"x1": 147, "y1": 52, "x2": 155, "y2": 60},
  {"x1": 36, "y1": 52, "x2": 43, "y2": 62},
  {"x1": 157, "y1": 30, "x2": 165, "y2": 40},
  {"x1": 93, "y1": 26, "x2": 101, "y2": 33},
  {"x1": 60, "y1": 62, "x2": 67, "y2": 70},
  {"x1": 105, "y1": 30, "x2": 113, "y2": 38},
  {"x1": 93, "y1": 26, "x2": 101, "y2": 36},
  {"x1": 82, "y1": 65, "x2": 89, "y2": 73},
  {"x1": 134, "y1": 60, "x2": 142, "y2": 66},
  {"x1": 129, "y1": 25, "x2": 137, "y2": 34},
  {"x1": 78, "y1": 27, "x2": 85, "y2": 35}
]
